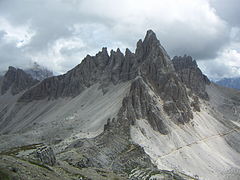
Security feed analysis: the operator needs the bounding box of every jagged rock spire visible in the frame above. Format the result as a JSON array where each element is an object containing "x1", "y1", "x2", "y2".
[
  {"x1": 135, "y1": 30, "x2": 173, "y2": 71},
  {"x1": 143, "y1": 30, "x2": 160, "y2": 47},
  {"x1": 1, "y1": 66, "x2": 38, "y2": 95},
  {"x1": 172, "y1": 55, "x2": 210, "y2": 99},
  {"x1": 18, "y1": 29, "x2": 209, "y2": 111},
  {"x1": 136, "y1": 30, "x2": 159, "y2": 55}
]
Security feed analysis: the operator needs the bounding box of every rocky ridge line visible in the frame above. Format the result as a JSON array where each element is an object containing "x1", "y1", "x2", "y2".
[
  {"x1": 172, "y1": 55, "x2": 210, "y2": 99},
  {"x1": 17, "y1": 30, "x2": 210, "y2": 132},
  {"x1": 1, "y1": 66, "x2": 39, "y2": 95}
]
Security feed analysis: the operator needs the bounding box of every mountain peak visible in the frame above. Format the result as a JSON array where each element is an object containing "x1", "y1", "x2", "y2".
[
  {"x1": 146, "y1": 29, "x2": 155, "y2": 36},
  {"x1": 172, "y1": 55, "x2": 198, "y2": 70},
  {"x1": 135, "y1": 30, "x2": 161, "y2": 58},
  {"x1": 143, "y1": 29, "x2": 160, "y2": 47},
  {"x1": 1, "y1": 66, "x2": 38, "y2": 95},
  {"x1": 144, "y1": 29, "x2": 158, "y2": 40},
  {"x1": 125, "y1": 48, "x2": 132, "y2": 56},
  {"x1": 19, "y1": 30, "x2": 176, "y2": 101}
]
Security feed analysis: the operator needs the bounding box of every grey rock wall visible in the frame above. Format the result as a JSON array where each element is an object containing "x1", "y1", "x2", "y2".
[
  {"x1": 1, "y1": 66, "x2": 38, "y2": 95},
  {"x1": 33, "y1": 146, "x2": 56, "y2": 166},
  {"x1": 172, "y1": 55, "x2": 210, "y2": 100}
]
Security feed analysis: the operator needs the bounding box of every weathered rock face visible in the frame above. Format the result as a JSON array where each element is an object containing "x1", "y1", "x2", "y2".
[
  {"x1": 33, "y1": 146, "x2": 56, "y2": 166},
  {"x1": 1, "y1": 66, "x2": 39, "y2": 95},
  {"x1": 17, "y1": 30, "x2": 195, "y2": 131},
  {"x1": 19, "y1": 47, "x2": 137, "y2": 101},
  {"x1": 121, "y1": 78, "x2": 169, "y2": 134},
  {"x1": 136, "y1": 30, "x2": 174, "y2": 71},
  {"x1": 134, "y1": 31, "x2": 193, "y2": 126},
  {"x1": 172, "y1": 55, "x2": 210, "y2": 99},
  {"x1": 19, "y1": 30, "x2": 174, "y2": 102}
]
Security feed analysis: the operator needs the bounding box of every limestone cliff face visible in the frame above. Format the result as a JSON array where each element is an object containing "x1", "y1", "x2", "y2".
[
  {"x1": 19, "y1": 47, "x2": 137, "y2": 101},
  {"x1": 18, "y1": 30, "x2": 210, "y2": 133},
  {"x1": 172, "y1": 55, "x2": 210, "y2": 99},
  {"x1": 19, "y1": 30, "x2": 174, "y2": 102},
  {"x1": 126, "y1": 31, "x2": 194, "y2": 128},
  {"x1": 1, "y1": 66, "x2": 38, "y2": 95}
]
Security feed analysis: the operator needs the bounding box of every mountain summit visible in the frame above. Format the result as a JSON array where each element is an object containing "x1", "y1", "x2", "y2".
[
  {"x1": 1, "y1": 66, "x2": 38, "y2": 95},
  {"x1": 0, "y1": 30, "x2": 240, "y2": 180}
]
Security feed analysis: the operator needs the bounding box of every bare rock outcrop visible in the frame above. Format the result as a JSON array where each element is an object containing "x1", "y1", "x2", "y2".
[
  {"x1": 172, "y1": 55, "x2": 210, "y2": 99},
  {"x1": 33, "y1": 146, "x2": 56, "y2": 166},
  {"x1": 19, "y1": 47, "x2": 136, "y2": 101},
  {"x1": 135, "y1": 31, "x2": 193, "y2": 125},
  {"x1": 18, "y1": 30, "x2": 173, "y2": 102},
  {"x1": 18, "y1": 30, "x2": 195, "y2": 130},
  {"x1": 1, "y1": 66, "x2": 38, "y2": 95}
]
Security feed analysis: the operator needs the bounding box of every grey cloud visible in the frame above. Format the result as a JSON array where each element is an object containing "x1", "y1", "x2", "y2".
[
  {"x1": 157, "y1": 20, "x2": 230, "y2": 60},
  {"x1": 210, "y1": 0, "x2": 240, "y2": 27},
  {"x1": 0, "y1": 42, "x2": 30, "y2": 71},
  {"x1": 198, "y1": 60, "x2": 239, "y2": 80},
  {"x1": 0, "y1": 0, "x2": 239, "y2": 77}
]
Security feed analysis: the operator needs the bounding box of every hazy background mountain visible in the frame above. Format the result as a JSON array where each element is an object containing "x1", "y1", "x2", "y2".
[
  {"x1": 0, "y1": 62, "x2": 53, "y2": 82},
  {"x1": 24, "y1": 62, "x2": 53, "y2": 81},
  {"x1": 216, "y1": 77, "x2": 240, "y2": 90}
]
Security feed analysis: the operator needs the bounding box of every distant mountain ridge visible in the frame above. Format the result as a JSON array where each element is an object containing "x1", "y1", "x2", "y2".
[
  {"x1": 0, "y1": 62, "x2": 53, "y2": 95},
  {"x1": 1, "y1": 66, "x2": 38, "y2": 95},
  {"x1": 0, "y1": 62, "x2": 53, "y2": 82},
  {"x1": 216, "y1": 77, "x2": 240, "y2": 90}
]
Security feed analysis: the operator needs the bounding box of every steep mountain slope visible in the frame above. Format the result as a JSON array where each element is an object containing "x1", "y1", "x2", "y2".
[
  {"x1": 216, "y1": 77, "x2": 240, "y2": 90},
  {"x1": 172, "y1": 55, "x2": 210, "y2": 99},
  {"x1": 24, "y1": 62, "x2": 54, "y2": 81},
  {"x1": 0, "y1": 30, "x2": 240, "y2": 180},
  {"x1": 0, "y1": 67, "x2": 39, "y2": 138}
]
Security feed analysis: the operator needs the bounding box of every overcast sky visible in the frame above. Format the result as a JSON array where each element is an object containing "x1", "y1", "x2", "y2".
[{"x1": 0, "y1": 0, "x2": 239, "y2": 80}]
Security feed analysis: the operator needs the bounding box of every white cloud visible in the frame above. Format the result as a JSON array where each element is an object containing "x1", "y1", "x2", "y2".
[
  {"x1": 198, "y1": 43, "x2": 240, "y2": 80},
  {"x1": 0, "y1": 17, "x2": 35, "y2": 47}
]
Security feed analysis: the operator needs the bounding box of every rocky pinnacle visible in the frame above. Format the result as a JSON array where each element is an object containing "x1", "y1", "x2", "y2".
[{"x1": 1, "y1": 66, "x2": 39, "y2": 95}]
